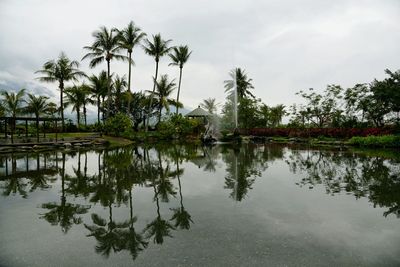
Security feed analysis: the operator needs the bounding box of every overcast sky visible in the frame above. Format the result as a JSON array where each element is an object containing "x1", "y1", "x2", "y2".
[{"x1": 1, "y1": 0, "x2": 400, "y2": 115}]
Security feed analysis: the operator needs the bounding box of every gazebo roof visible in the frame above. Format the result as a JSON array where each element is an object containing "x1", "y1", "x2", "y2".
[{"x1": 185, "y1": 106, "x2": 211, "y2": 117}]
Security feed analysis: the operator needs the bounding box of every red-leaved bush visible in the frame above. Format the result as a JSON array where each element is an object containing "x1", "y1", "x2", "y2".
[{"x1": 240, "y1": 127, "x2": 395, "y2": 138}]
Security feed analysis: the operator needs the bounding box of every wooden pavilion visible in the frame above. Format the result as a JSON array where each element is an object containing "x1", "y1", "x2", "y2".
[{"x1": 0, "y1": 116, "x2": 62, "y2": 144}]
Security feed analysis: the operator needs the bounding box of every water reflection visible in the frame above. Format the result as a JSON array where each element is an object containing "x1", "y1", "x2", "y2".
[
  {"x1": 40, "y1": 153, "x2": 91, "y2": 233},
  {"x1": 0, "y1": 152, "x2": 58, "y2": 198},
  {"x1": 0, "y1": 144, "x2": 399, "y2": 263},
  {"x1": 286, "y1": 149, "x2": 400, "y2": 218}
]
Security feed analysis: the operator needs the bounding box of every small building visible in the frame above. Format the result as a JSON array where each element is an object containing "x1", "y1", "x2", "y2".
[{"x1": 185, "y1": 106, "x2": 211, "y2": 123}]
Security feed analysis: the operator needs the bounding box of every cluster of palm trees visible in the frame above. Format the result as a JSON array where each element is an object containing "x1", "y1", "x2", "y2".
[
  {"x1": 0, "y1": 89, "x2": 58, "y2": 141},
  {"x1": 33, "y1": 21, "x2": 192, "y2": 132}
]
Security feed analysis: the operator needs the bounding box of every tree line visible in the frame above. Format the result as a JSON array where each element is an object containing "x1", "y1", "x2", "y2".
[
  {"x1": 218, "y1": 67, "x2": 400, "y2": 129},
  {"x1": 1, "y1": 21, "x2": 192, "y2": 133},
  {"x1": 1, "y1": 20, "x2": 399, "y2": 134}
]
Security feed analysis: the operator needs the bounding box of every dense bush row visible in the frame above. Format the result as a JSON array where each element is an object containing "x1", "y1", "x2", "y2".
[
  {"x1": 349, "y1": 135, "x2": 400, "y2": 147},
  {"x1": 241, "y1": 127, "x2": 396, "y2": 138}
]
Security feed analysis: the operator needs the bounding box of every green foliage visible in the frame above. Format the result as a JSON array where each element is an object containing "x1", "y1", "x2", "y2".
[
  {"x1": 104, "y1": 113, "x2": 133, "y2": 137},
  {"x1": 349, "y1": 135, "x2": 400, "y2": 147},
  {"x1": 157, "y1": 114, "x2": 201, "y2": 139},
  {"x1": 292, "y1": 85, "x2": 344, "y2": 127},
  {"x1": 290, "y1": 69, "x2": 400, "y2": 128},
  {"x1": 0, "y1": 88, "x2": 26, "y2": 117},
  {"x1": 221, "y1": 95, "x2": 285, "y2": 130}
]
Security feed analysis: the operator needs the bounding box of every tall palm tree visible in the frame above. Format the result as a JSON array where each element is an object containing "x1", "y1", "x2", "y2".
[
  {"x1": 142, "y1": 34, "x2": 172, "y2": 129},
  {"x1": 147, "y1": 75, "x2": 181, "y2": 124},
  {"x1": 169, "y1": 45, "x2": 192, "y2": 115},
  {"x1": 200, "y1": 98, "x2": 219, "y2": 114},
  {"x1": 36, "y1": 52, "x2": 86, "y2": 132},
  {"x1": 25, "y1": 94, "x2": 51, "y2": 142},
  {"x1": 0, "y1": 88, "x2": 26, "y2": 143},
  {"x1": 88, "y1": 71, "x2": 108, "y2": 124},
  {"x1": 79, "y1": 84, "x2": 94, "y2": 128},
  {"x1": 82, "y1": 26, "x2": 128, "y2": 119},
  {"x1": 115, "y1": 21, "x2": 146, "y2": 112},
  {"x1": 224, "y1": 68, "x2": 255, "y2": 99},
  {"x1": 112, "y1": 75, "x2": 127, "y2": 113},
  {"x1": 64, "y1": 85, "x2": 85, "y2": 130}
]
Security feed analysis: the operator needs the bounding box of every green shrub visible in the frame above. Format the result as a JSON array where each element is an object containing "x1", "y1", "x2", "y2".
[
  {"x1": 157, "y1": 114, "x2": 201, "y2": 139},
  {"x1": 348, "y1": 135, "x2": 400, "y2": 147},
  {"x1": 104, "y1": 113, "x2": 133, "y2": 137}
]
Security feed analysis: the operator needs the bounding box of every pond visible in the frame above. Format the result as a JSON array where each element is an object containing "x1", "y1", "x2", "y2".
[{"x1": 0, "y1": 144, "x2": 399, "y2": 266}]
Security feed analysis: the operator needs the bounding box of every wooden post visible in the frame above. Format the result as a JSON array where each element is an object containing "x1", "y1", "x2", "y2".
[
  {"x1": 55, "y1": 120, "x2": 58, "y2": 142},
  {"x1": 4, "y1": 118, "x2": 6, "y2": 139},
  {"x1": 43, "y1": 121, "x2": 46, "y2": 138},
  {"x1": 25, "y1": 119, "x2": 28, "y2": 138}
]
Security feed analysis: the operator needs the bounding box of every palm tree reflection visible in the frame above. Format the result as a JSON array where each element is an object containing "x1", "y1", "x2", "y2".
[
  {"x1": 170, "y1": 156, "x2": 193, "y2": 229},
  {"x1": 40, "y1": 153, "x2": 90, "y2": 233}
]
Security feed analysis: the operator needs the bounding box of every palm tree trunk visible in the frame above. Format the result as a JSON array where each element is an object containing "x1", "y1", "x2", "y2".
[
  {"x1": 84, "y1": 104, "x2": 87, "y2": 128},
  {"x1": 60, "y1": 81, "x2": 65, "y2": 132},
  {"x1": 146, "y1": 60, "x2": 159, "y2": 131},
  {"x1": 129, "y1": 187, "x2": 133, "y2": 227},
  {"x1": 61, "y1": 153, "x2": 66, "y2": 204},
  {"x1": 116, "y1": 89, "x2": 120, "y2": 113},
  {"x1": 77, "y1": 108, "x2": 80, "y2": 130},
  {"x1": 127, "y1": 52, "x2": 132, "y2": 113},
  {"x1": 106, "y1": 59, "x2": 111, "y2": 120},
  {"x1": 102, "y1": 96, "x2": 105, "y2": 123},
  {"x1": 176, "y1": 67, "x2": 183, "y2": 115},
  {"x1": 97, "y1": 96, "x2": 101, "y2": 124},
  {"x1": 36, "y1": 115, "x2": 39, "y2": 142},
  {"x1": 11, "y1": 113, "x2": 16, "y2": 144},
  {"x1": 84, "y1": 152, "x2": 88, "y2": 178}
]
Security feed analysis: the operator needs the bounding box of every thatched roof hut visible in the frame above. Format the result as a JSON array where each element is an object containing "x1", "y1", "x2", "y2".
[{"x1": 184, "y1": 106, "x2": 211, "y2": 118}]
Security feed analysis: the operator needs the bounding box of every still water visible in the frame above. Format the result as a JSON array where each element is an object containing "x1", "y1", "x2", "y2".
[{"x1": 0, "y1": 144, "x2": 399, "y2": 266}]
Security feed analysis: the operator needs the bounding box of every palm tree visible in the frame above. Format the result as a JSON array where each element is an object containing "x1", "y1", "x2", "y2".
[
  {"x1": 0, "y1": 88, "x2": 26, "y2": 143},
  {"x1": 147, "y1": 75, "x2": 181, "y2": 124},
  {"x1": 269, "y1": 104, "x2": 286, "y2": 127},
  {"x1": 224, "y1": 68, "x2": 255, "y2": 99},
  {"x1": 25, "y1": 94, "x2": 51, "y2": 142},
  {"x1": 82, "y1": 26, "x2": 128, "y2": 119},
  {"x1": 64, "y1": 85, "x2": 85, "y2": 130},
  {"x1": 201, "y1": 98, "x2": 219, "y2": 114},
  {"x1": 36, "y1": 52, "x2": 86, "y2": 131},
  {"x1": 115, "y1": 21, "x2": 146, "y2": 112},
  {"x1": 169, "y1": 45, "x2": 192, "y2": 115},
  {"x1": 79, "y1": 84, "x2": 93, "y2": 128},
  {"x1": 88, "y1": 71, "x2": 108, "y2": 124},
  {"x1": 142, "y1": 34, "x2": 172, "y2": 129},
  {"x1": 112, "y1": 75, "x2": 127, "y2": 113}
]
